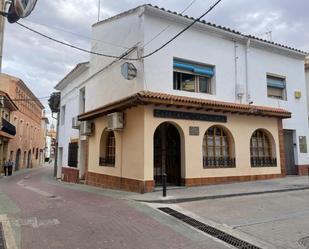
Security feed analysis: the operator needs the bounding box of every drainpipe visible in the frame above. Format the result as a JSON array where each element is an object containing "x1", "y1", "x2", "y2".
[
  {"x1": 245, "y1": 38, "x2": 251, "y2": 103},
  {"x1": 234, "y1": 41, "x2": 239, "y2": 102}
]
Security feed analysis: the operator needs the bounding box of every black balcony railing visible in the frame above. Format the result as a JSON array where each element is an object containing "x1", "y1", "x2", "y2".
[
  {"x1": 1, "y1": 118, "x2": 16, "y2": 136},
  {"x1": 251, "y1": 157, "x2": 277, "y2": 167},
  {"x1": 203, "y1": 157, "x2": 236, "y2": 168},
  {"x1": 99, "y1": 157, "x2": 115, "y2": 167}
]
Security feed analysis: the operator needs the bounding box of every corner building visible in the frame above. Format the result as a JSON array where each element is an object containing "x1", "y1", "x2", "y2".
[
  {"x1": 56, "y1": 5, "x2": 309, "y2": 193},
  {"x1": 0, "y1": 74, "x2": 46, "y2": 170}
]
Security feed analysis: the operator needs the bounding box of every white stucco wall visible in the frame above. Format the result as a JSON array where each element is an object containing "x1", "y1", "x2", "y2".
[{"x1": 142, "y1": 12, "x2": 309, "y2": 165}]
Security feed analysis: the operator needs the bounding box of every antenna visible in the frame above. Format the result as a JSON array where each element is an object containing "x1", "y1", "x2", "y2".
[{"x1": 97, "y1": 0, "x2": 100, "y2": 22}]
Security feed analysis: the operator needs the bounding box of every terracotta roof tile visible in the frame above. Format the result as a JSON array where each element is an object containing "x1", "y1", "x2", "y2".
[{"x1": 79, "y1": 91, "x2": 291, "y2": 121}]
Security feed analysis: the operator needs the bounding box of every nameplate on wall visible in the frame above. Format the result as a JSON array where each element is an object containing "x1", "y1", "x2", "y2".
[
  {"x1": 189, "y1": 126, "x2": 199, "y2": 136},
  {"x1": 154, "y1": 109, "x2": 227, "y2": 123}
]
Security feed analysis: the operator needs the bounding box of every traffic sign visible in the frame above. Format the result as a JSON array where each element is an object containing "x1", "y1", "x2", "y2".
[{"x1": 7, "y1": 0, "x2": 38, "y2": 23}]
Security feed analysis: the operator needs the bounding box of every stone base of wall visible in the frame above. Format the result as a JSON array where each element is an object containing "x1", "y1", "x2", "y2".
[
  {"x1": 86, "y1": 172, "x2": 154, "y2": 193},
  {"x1": 182, "y1": 174, "x2": 283, "y2": 187},
  {"x1": 62, "y1": 167, "x2": 80, "y2": 184},
  {"x1": 297, "y1": 165, "x2": 309, "y2": 176}
]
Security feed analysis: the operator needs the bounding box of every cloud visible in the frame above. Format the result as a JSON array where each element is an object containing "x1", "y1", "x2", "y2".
[{"x1": 2, "y1": 0, "x2": 308, "y2": 125}]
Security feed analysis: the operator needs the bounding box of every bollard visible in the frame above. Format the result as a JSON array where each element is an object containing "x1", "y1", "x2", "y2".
[{"x1": 162, "y1": 173, "x2": 167, "y2": 197}]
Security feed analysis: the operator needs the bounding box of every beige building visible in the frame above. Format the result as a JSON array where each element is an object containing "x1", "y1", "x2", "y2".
[
  {"x1": 0, "y1": 73, "x2": 46, "y2": 170},
  {"x1": 78, "y1": 92, "x2": 290, "y2": 193}
]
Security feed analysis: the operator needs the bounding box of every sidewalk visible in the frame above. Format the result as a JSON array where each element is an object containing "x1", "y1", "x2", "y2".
[{"x1": 129, "y1": 176, "x2": 309, "y2": 203}]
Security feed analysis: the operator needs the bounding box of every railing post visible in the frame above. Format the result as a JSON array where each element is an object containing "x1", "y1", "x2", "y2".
[{"x1": 162, "y1": 173, "x2": 167, "y2": 197}]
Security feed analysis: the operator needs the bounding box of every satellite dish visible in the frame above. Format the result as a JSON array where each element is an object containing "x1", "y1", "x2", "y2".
[{"x1": 7, "y1": 0, "x2": 38, "y2": 23}]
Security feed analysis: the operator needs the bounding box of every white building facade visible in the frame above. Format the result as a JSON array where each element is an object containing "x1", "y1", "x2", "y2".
[{"x1": 55, "y1": 5, "x2": 309, "y2": 192}]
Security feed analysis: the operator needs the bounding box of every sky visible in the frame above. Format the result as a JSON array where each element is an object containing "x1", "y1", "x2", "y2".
[{"x1": 2, "y1": 0, "x2": 309, "y2": 125}]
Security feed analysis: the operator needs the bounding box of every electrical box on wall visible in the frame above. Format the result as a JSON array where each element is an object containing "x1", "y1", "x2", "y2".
[{"x1": 294, "y1": 91, "x2": 301, "y2": 99}]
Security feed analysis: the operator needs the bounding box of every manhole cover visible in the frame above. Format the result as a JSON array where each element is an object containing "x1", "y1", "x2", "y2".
[
  {"x1": 299, "y1": 237, "x2": 309, "y2": 248},
  {"x1": 0, "y1": 223, "x2": 6, "y2": 249}
]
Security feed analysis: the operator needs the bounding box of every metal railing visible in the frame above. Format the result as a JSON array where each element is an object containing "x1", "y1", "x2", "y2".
[
  {"x1": 203, "y1": 157, "x2": 236, "y2": 168},
  {"x1": 99, "y1": 156, "x2": 115, "y2": 166},
  {"x1": 251, "y1": 157, "x2": 277, "y2": 167}
]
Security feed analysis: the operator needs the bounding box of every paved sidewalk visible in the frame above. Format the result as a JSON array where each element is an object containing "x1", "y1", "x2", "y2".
[{"x1": 129, "y1": 176, "x2": 309, "y2": 203}]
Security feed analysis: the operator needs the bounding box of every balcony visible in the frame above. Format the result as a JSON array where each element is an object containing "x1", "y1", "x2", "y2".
[{"x1": 1, "y1": 118, "x2": 16, "y2": 137}]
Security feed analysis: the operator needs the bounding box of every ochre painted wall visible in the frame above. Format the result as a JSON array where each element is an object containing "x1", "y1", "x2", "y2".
[{"x1": 88, "y1": 105, "x2": 281, "y2": 182}]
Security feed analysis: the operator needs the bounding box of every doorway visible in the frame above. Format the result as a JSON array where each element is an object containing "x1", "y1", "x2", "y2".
[
  {"x1": 15, "y1": 149, "x2": 21, "y2": 171},
  {"x1": 27, "y1": 150, "x2": 32, "y2": 168},
  {"x1": 154, "y1": 123, "x2": 181, "y2": 186},
  {"x1": 284, "y1": 130, "x2": 296, "y2": 175}
]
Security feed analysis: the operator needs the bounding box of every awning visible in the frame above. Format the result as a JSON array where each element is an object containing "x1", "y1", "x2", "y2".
[
  {"x1": 267, "y1": 77, "x2": 285, "y2": 89},
  {"x1": 173, "y1": 61, "x2": 214, "y2": 77}
]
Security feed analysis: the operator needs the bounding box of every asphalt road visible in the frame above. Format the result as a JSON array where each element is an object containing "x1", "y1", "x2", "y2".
[{"x1": 0, "y1": 166, "x2": 230, "y2": 249}]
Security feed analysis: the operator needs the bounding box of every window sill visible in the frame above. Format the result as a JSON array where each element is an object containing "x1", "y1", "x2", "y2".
[
  {"x1": 203, "y1": 165, "x2": 236, "y2": 169},
  {"x1": 251, "y1": 165, "x2": 277, "y2": 168},
  {"x1": 99, "y1": 163, "x2": 115, "y2": 168}
]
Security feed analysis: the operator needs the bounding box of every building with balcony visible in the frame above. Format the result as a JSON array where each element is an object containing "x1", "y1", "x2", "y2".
[
  {"x1": 56, "y1": 5, "x2": 309, "y2": 192},
  {"x1": 0, "y1": 91, "x2": 17, "y2": 173},
  {"x1": 0, "y1": 73, "x2": 46, "y2": 171}
]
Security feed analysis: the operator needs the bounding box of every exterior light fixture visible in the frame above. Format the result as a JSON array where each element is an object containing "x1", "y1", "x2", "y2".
[{"x1": 121, "y1": 62, "x2": 137, "y2": 80}]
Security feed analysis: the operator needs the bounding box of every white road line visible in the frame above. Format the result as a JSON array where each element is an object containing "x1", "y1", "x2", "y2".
[{"x1": 0, "y1": 215, "x2": 18, "y2": 249}]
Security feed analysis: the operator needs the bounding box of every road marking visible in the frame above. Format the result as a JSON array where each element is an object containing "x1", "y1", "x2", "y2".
[
  {"x1": 15, "y1": 217, "x2": 60, "y2": 228},
  {"x1": 17, "y1": 179, "x2": 55, "y2": 197},
  {"x1": 0, "y1": 215, "x2": 17, "y2": 249}
]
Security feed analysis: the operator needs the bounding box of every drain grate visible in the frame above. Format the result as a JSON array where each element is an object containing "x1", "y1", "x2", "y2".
[
  {"x1": 158, "y1": 207, "x2": 261, "y2": 249},
  {"x1": 0, "y1": 223, "x2": 5, "y2": 249}
]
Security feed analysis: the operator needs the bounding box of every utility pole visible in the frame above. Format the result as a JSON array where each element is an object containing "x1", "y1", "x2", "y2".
[
  {"x1": 0, "y1": 0, "x2": 5, "y2": 72},
  {"x1": 97, "y1": 0, "x2": 100, "y2": 22}
]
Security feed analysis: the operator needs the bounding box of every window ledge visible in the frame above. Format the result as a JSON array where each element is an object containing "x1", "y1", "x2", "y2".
[
  {"x1": 203, "y1": 165, "x2": 236, "y2": 169},
  {"x1": 251, "y1": 165, "x2": 277, "y2": 168},
  {"x1": 99, "y1": 163, "x2": 115, "y2": 168}
]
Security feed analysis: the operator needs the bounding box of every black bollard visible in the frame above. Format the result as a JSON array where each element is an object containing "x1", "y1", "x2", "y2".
[{"x1": 162, "y1": 173, "x2": 167, "y2": 197}]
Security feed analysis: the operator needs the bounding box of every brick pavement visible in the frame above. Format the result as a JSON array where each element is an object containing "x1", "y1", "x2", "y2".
[{"x1": 0, "y1": 167, "x2": 230, "y2": 249}]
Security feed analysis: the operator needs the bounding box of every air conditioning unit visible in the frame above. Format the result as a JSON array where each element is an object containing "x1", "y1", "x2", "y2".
[
  {"x1": 236, "y1": 84, "x2": 245, "y2": 97},
  {"x1": 72, "y1": 117, "x2": 80, "y2": 129},
  {"x1": 107, "y1": 112, "x2": 124, "y2": 130},
  {"x1": 80, "y1": 121, "x2": 92, "y2": 136}
]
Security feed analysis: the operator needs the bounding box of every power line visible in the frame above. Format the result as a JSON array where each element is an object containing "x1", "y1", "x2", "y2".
[
  {"x1": 143, "y1": 0, "x2": 199, "y2": 48},
  {"x1": 16, "y1": 1, "x2": 222, "y2": 61},
  {"x1": 22, "y1": 20, "x2": 130, "y2": 50},
  {"x1": 140, "y1": 0, "x2": 222, "y2": 59}
]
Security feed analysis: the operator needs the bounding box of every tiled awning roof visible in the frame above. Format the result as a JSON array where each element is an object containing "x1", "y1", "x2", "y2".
[{"x1": 78, "y1": 91, "x2": 291, "y2": 121}]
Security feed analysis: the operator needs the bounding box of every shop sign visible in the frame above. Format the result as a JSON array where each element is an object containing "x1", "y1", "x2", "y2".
[{"x1": 154, "y1": 109, "x2": 227, "y2": 123}]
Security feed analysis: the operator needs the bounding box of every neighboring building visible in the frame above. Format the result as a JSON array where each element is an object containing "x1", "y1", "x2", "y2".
[
  {"x1": 0, "y1": 91, "x2": 17, "y2": 174},
  {"x1": 0, "y1": 73, "x2": 46, "y2": 170},
  {"x1": 45, "y1": 123, "x2": 57, "y2": 161},
  {"x1": 56, "y1": 5, "x2": 309, "y2": 193}
]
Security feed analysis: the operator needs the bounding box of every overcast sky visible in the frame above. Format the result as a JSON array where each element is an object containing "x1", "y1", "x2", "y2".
[{"x1": 2, "y1": 0, "x2": 309, "y2": 125}]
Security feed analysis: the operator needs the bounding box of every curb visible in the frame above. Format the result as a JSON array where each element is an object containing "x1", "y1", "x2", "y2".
[{"x1": 133, "y1": 186, "x2": 309, "y2": 204}]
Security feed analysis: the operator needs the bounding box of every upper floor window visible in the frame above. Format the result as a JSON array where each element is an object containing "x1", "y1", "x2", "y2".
[
  {"x1": 173, "y1": 59, "x2": 214, "y2": 94},
  {"x1": 267, "y1": 75, "x2": 286, "y2": 100}
]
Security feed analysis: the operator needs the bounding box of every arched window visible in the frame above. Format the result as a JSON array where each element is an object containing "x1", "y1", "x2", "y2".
[
  {"x1": 99, "y1": 130, "x2": 116, "y2": 167},
  {"x1": 250, "y1": 129, "x2": 276, "y2": 167},
  {"x1": 203, "y1": 126, "x2": 235, "y2": 168}
]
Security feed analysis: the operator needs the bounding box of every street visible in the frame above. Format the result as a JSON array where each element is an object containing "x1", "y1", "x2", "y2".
[{"x1": 0, "y1": 166, "x2": 229, "y2": 249}]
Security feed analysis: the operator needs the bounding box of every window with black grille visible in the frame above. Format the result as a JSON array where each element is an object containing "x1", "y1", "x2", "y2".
[{"x1": 68, "y1": 142, "x2": 78, "y2": 168}]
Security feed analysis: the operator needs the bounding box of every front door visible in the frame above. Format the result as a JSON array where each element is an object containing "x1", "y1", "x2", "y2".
[
  {"x1": 154, "y1": 123, "x2": 181, "y2": 186},
  {"x1": 284, "y1": 130, "x2": 296, "y2": 175}
]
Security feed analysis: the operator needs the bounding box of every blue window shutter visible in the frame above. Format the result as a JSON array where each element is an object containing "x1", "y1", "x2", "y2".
[
  {"x1": 267, "y1": 77, "x2": 285, "y2": 89},
  {"x1": 174, "y1": 60, "x2": 214, "y2": 77}
]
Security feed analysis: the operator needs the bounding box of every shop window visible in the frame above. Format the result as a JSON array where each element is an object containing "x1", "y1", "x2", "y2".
[
  {"x1": 68, "y1": 142, "x2": 78, "y2": 168},
  {"x1": 203, "y1": 126, "x2": 235, "y2": 168},
  {"x1": 99, "y1": 130, "x2": 115, "y2": 167},
  {"x1": 173, "y1": 59, "x2": 214, "y2": 94},
  {"x1": 250, "y1": 129, "x2": 277, "y2": 167},
  {"x1": 267, "y1": 75, "x2": 286, "y2": 100}
]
